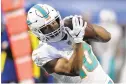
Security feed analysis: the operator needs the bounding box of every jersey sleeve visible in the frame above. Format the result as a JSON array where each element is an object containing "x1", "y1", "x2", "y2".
[{"x1": 32, "y1": 44, "x2": 53, "y2": 67}]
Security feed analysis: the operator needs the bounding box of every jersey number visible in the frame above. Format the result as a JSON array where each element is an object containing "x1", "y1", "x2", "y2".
[{"x1": 80, "y1": 43, "x2": 98, "y2": 78}]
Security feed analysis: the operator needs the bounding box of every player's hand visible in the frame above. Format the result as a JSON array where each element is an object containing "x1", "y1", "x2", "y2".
[{"x1": 66, "y1": 15, "x2": 87, "y2": 43}]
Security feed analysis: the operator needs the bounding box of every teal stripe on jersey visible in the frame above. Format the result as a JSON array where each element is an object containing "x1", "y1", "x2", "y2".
[{"x1": 33, "y1": 5, "x2": 48, "y2": 18}]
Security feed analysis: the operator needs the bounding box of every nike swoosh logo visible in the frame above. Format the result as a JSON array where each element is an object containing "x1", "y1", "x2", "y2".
[{"x1": 75, "y1": 31, "x2": 81, "y2": 37}]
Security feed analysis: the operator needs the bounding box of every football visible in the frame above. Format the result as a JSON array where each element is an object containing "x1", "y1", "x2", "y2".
[{"x1": 64, "y1": 16, "x2": 96, "y2": 40}]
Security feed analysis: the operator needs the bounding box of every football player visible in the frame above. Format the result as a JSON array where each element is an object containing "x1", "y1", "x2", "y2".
[{"x1": 27, "y1": 4, "x2": 113, "y2": 83}]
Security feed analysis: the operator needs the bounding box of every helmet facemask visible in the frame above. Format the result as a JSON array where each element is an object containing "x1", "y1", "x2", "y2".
[{"x1": 37, "y1": 14, "x2": 64, "y2": 42}]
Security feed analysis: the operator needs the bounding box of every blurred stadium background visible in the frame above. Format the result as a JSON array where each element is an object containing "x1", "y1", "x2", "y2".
[{"x1": 1, "y1": 0, "x2": 126, "y2": 83}]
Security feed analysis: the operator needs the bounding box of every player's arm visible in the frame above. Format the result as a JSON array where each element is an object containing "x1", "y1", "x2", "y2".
[
  {"x1": 43, "y1": 43, "x2": 83, "y2": 76},
  {"x1": 63, "y1": 16, "x2": 111, "y2": 42},
  {"x1": 84, "y1": 23, "x2": 111, "y2": 42}
]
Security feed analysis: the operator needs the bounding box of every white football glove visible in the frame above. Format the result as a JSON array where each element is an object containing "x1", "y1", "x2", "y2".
[{"x1": 66, "y1": 15, "x2": 87, "y2": 43}]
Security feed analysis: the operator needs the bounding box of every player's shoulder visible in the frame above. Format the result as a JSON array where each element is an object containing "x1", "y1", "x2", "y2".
[
  {"x1": 32, "y1": 42, "x2": 53, "y2": 67},
  {"x1": 35, "y1": 42, "x2": 47, "y2": 50},
  {"x1": 32, "y1": 42, "x2": 48, "y2": 56},
  {"x1": 32, "y1": 42, "x2": 50, "y2": 64},
  {"x1": 32, "y1": 42, "x2": 56, "y2": 57}
]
